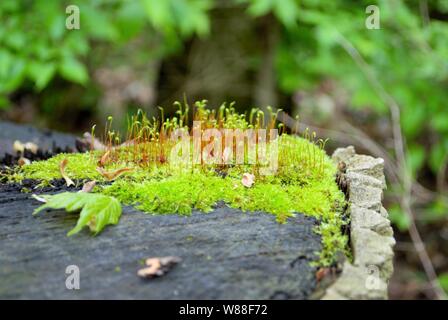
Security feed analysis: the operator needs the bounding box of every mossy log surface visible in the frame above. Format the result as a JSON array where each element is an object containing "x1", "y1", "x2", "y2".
[{"x1": 0, "y1": 121, "x2": 321, "y2": 299}]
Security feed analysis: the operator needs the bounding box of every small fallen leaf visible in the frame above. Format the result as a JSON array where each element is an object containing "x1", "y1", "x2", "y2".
[
  {"x1": 138, "y1": 259, "x2": 161, "y2": 278},
  {"x1": 241, "y1": 173, "x2": 255, "y2": 188},
  {"x1": 80, "y1": 180, "x2": 96, "y2": 193},
  {"x1": 60, "y1": 158, "x2": 75, "y2": 187},
  {"x1": 33, "y1": 192, "x2": 122, "y2": 236},
  {"x1": 137, "y1": 256, "x2": 181, "y2": 279},
  {"x1": 96, "y1": 167, "x2": 133, "y2": 181},
  {"x1": 315, "y1": 268, "x2": 330, "y2": 282},
  {"x1": 18, "y1": 157, "x2": 30, "y2": 166}
]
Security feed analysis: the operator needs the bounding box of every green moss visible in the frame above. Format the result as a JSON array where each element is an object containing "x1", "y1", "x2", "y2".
[
  {"x1": 14, "y1": 153, "x2": 100, "y2": 183},
  {"x1": 12, "y1": 135, "x2": 348, "y2": 266},
  {"x1": 11, "y1": 152, "x2": 159, "y2": 185}
]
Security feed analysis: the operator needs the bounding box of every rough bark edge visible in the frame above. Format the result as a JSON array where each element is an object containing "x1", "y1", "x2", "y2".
[{"x1": 321, "y1": 146, "x2": 395, "y2": 300}]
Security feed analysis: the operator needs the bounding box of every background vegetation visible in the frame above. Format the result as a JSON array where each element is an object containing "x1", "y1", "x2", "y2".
[{"x1": 1, "y1": 0, "x2": 448, "y2": 299}]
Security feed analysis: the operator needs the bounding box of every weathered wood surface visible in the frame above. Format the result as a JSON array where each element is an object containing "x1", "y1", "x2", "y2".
[
  {"x1": 0, "y1": 121, "x2": 321, "y2": 299},
  {"x1": 0, "y1": 120, "x2": 76, "y2": 156}
]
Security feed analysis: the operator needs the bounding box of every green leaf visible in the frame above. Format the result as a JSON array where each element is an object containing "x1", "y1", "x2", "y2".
[
  {"x1": 115, "y1": 1, "x2": 146, "y2": 41},
  {"x1": 59, "y1": 57, "x2": 89, "y2": 85},
  {"x1": 273, "y1": 0, "x2": 299, "y2": 28},
  {"x1": 4, "y1": 30, "x2": 26, "y2": 50},
  {"x1": 0, "y1": 95, "x2": 9, "y2": 109},
  {"x1": 27, "y1": 62, "x2": 56, "y2": 90},
  {"x1": 438, "y1": 273, "x2": 448, "y2": 294},
  {"x1": 2, "y1": 57, "x2": 26, "y2": 92},
  {"x1": 432, "y1": 113, "x2": 448, "y2": 134},
  {"x1": 141, "y1": 0, "x2": 175, "y2": 31},
  {"x1": 422, "y1": 198, "x2": 448, "y2": 223},
  {"x1": 389, "y1": 204, "x2": 411, "y2": 231},
  {"x1": 82, "y1": 6, "x2": 119, "y2": 41},
  {"x1": 0, "y1": 50, "x2": 13, "y2": 79},
  {"x1": 246, "y1": 0, "x2": 273, "y2": 17},
  {"x1": 429, "y1": 142, "x2": 448, "y2": 173},
  {"x1": 406, "y1": 144, "x2": 425, "y2": 178},
  {"x1": 400, "y1": 104, "x2": 426, "y2": 139},
  {"x1": 34, "y1": 192, "x2": 122, "y2": 236},
  {"x1": 244, "y1": 0, "x2": 299, "y2": 28}
]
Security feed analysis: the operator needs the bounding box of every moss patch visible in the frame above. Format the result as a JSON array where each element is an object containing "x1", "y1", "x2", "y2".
[{"x1": 12, "y1": 135, "x2": 347, "y2": 266}]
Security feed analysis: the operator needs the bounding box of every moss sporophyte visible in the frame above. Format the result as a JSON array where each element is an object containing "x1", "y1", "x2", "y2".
[{"x1": 12, "y1": 101, "x2": 348, "y2": 266}]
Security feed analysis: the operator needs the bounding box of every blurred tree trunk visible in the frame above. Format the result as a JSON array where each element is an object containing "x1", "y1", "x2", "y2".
[
  {"x1": 155, "y1": 5, "x2": 285, "y2": 113},
  {"x1": 253, "y1": 14, "x2": 279, "y2": 110}
]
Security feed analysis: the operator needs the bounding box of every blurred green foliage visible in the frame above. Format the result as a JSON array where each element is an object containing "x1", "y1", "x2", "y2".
[
  {"x1": 1, "y1": 0, "x2": 448, "y2": 236},
  {"x1": 0, "y1": 0, "x2": 212, "y2": 107},
  {"x1": 275, "y1": 0, "x2": 448, "y2": 182},
  {"x1": 439, "y1": 272, "x2": 448, "y2": 293},
  {"x1": 269, "y1": 0, "x2": 448, "y2": 231}
]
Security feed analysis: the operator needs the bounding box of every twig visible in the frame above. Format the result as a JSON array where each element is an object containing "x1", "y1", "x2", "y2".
[
  {"x1": 419, "y1": 0, "x2": 430, "y2": 28},
  {"x1": 437, "y1": 155, "x2": 448, "y2": 194},
  {"x1": 278, "y1": 112, "x2": 400, "y2": 184},
  {"x1": 279, "y1": 112, "x2": 446, "y2": 204}
]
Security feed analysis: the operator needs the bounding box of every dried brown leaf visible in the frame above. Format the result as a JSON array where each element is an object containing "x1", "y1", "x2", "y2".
[
  {"x1": 96, "y1": 167, "x2": 133, "y2": 181},
  {"x1": 60, "y1": 158, "x2": 75, "y2": 187},
  {"x1": 315, "y1": 268, "x2": 330, "y2": 282},
  {"x1": 81, "y1": 181, "x2": 96, "y2": 193},
  {"x1": 18, "y1": 157, "x2": 30, "y2": 166},
  {"x1": 98, "y1": 150, "x2": 111, "y2": 167}
]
